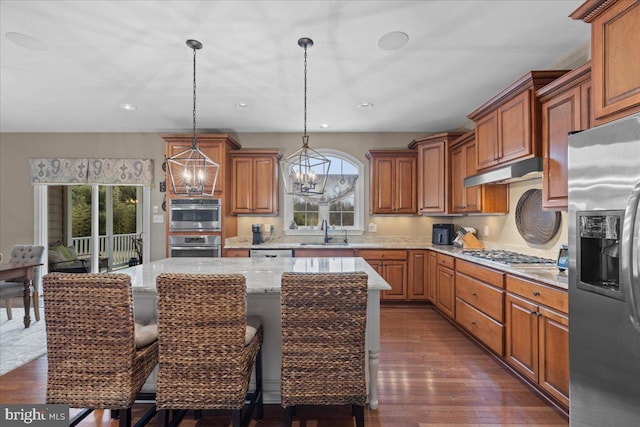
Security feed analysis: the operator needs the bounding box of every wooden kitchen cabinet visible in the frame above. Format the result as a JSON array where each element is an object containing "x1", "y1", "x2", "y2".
[
  {"x1": 505, "y1": 274, "x2": 569, "y2": 408},
  {"x1": 537, "y1": 62, "x2": 592, "y2": 211},
  {"x1": 450, "y1": 131, "x2": 508, "y2": 214},
  {"x1": 367, "y1": 150, "x2": 417, "y2": 215},
  {"x1": 468, "y1": 71, "x2": 570, "y2": 173},
  {"x1": 408, "y1": 132, "x2": 464, "y2": 214},
  {"x1": 571, "y1": 0, "x2": 640, "y2": 125},
  {"x1": 427, "y1": 250, "x2": 438, "y2": 303},
  {"x1": 408, "y1": 250, "x2": 429, "y2": 301},
  {"x1": 435, "y1": 253, "x2": 455, "y2": 318},
  {"x1": 225, "y1": 249, "x2": 250, "y2": 257},
  {"x1": 230, "y1": 150, "x2": 281, "y2": 215},
  {"x1": 357, "y1": 249, "x2": 408, "y2": 300}
]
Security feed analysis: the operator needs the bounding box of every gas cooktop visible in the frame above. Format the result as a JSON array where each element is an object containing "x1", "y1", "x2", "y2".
[{"x1": 461, "y1": 250, "x2": 556, "y2": 266}]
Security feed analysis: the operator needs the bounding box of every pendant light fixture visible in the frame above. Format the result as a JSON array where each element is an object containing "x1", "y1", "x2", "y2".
[
  {"x1": 166, "y1": 39, "x2": 220, "y2": 196},
  {"x1": 281, "y1": 37, "x2": 331, "y2": 196}
]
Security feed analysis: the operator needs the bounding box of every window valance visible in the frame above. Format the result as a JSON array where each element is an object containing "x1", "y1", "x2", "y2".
[{"x1": 29, "y1": 158, "x2": 154, "y2": 187}]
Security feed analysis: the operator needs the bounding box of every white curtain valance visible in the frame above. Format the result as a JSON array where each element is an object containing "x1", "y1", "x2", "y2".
[{"x1": 30, "y1": 158, "x2": 154, "y2": 187}]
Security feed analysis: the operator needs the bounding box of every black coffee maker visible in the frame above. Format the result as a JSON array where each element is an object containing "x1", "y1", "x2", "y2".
[{"x1": 252, "y1": 224, "x2": 262, "y2": 244}]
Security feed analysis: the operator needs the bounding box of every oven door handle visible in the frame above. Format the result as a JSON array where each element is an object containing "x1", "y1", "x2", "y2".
[
  {"x1": 170, "y1": 206, "x2": 220, "y2": 210},
  {"x1": 170, "y1": 246, "x2": 220, "y2": 250}
]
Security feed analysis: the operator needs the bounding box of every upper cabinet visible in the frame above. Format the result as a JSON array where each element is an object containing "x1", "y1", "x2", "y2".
[
  {"x1": 163, "y1": 134, "x2": 241, "y2": 196},
  {"x1": 537, "y1": 62, "x2": 592, "y2": 211},
  {"x1": 408, "y1": 132, "x2": 463, "y2": 214},
  {"x1": 229, "y1": 150, "x2": 281, "y2": 215},
  {"x1": 571, "y1": 0, "x2": 640, "y2": 125},
  {"x1": 450, "y1": 131, "x2": 509, "y2": 214},
  {"x1": 468, "y1": 71, "x2": 570, "y2": 173},
  {"x1": 367, "y1": 150, "x2": 417, "y2": 215}
]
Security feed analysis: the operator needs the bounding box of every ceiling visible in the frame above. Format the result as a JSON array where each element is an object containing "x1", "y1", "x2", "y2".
[{"x1": 0, "y1": 1, "x2": 590, "y2": 134}]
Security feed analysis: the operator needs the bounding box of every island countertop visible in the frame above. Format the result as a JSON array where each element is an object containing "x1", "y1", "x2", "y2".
[{"x1": 119, "y1": 256, "x2": 392, "y2": 293}]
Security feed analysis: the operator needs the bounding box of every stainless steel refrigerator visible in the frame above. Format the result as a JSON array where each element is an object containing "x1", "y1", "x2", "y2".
[{"x1": 568, "y1": 113, "x2": 640, "y2": 425}]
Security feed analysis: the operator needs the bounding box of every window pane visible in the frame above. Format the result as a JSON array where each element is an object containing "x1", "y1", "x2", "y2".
[
  {"x1": 307, "y1": 213, "x2": 318, "y2": 227},
  {"x1": 342, "y1": 196, "x2": 355, "y2": 211},
  {"x1": 342, "y1": 213, "x2": 354, "y2": 226},
  {"x1": 329, "y1": 212, "x2": 341, "y2": 226}
]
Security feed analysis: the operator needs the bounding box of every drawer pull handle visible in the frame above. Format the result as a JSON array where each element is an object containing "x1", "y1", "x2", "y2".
[
  {"x1": 530, "y1": 310, "x2": 537, "y2": 316},
  {"x1": 533, "y1": 291, "x2": 541, "y2": 296},
  {"x1": 471, "y1": 292, "x2": 477, "y2": 296}
]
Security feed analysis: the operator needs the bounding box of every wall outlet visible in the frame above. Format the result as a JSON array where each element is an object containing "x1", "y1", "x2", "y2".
[
  {"x1": 484, "y1": 225, "x2": 490, "y2": 237},
  {"x1": 368, "y1": 222, "x2": 377, "y2": 233},
  {"x1": 269, "y1": 224, "x2": 275, "y2": 234},
  {"x1": 153, "y1": 214, "x2": 164, "y2": 223}
]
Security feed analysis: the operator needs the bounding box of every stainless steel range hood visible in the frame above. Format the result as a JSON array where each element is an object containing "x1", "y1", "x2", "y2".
[{"x1": 463, "y1": 157, "x2": 542, "y2": 187}]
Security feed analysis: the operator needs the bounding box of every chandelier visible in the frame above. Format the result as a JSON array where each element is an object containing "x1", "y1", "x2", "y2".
[
  {"x1": 166, "y1": 39, "x2": 220, "y2": 196},
  {"x1": 281, "y1": 37, "x2": 331, "y2": 196}
]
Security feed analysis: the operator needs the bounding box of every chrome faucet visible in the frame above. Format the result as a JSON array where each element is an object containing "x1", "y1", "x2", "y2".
[
  {"x1": 320, "y1": 219, "x2": 332, "y2": 244},
  {"x1": 342, "y1": 229, "x2": 348, "y2": 244}
]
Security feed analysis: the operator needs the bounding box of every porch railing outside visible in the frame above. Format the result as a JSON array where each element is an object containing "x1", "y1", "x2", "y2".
[{"x1": 71, "y1": 233, "x2": 140, "y2": 270}]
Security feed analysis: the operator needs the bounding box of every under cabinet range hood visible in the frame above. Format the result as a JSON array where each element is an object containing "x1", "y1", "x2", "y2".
[{"x1": 463, "y1": 157, "x2": 542, "y2": 187}]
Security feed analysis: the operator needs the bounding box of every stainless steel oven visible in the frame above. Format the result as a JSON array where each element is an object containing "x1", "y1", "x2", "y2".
[
  {"x1": 169, "y1": 198, "x2": 221, "y2": 232},
  {"x1": 168, "y1": 235, "x2": 221, "y2": 258}
]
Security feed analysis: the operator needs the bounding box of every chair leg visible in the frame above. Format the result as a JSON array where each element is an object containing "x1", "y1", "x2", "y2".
[
  {"x1": 111, "y1": 409, "x2": 120, "y2": 419},
  {"x1": 32, "y1": 290, "x2": 40, "y2": 321},
  {"x1": 118, "y1": 407, "x2": 131, "y2": 427},
  {"x1": 231, "y1": 409, "x2": 242, "y2": 427},
  {"x1": 353, "y1": 404, "x2": 365, "y2": 427},
  {"x1": 157, "y1": 409, "x2": 169, "y2": 427},
  {"x1": 283, "y1": 406, "x2": 294, "y2": 427},
  {"x1": 6, "y1": 299, "x2": 12, "y2": 320},
  {"x1": 256, "y1": 347, "x2": 264, "y2": 420},
  {"x1": 194, "y1": 409, "x2": 202, "y2": 420}
]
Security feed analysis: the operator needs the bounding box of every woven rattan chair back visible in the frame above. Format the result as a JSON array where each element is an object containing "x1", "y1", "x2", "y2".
[
  {"x1": 155, "y1": 273, "x2": 263, "y2": 414},
  {"x1": 280, "y1": 271, "x2": 368, "y2": 426},
  {"x1": 43, "y1": 273, "x2": 158, "y2": 414}
]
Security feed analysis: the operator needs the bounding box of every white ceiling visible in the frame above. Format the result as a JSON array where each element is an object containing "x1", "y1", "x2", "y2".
[{"x1": 0, "y1": 0, "x2": 590, "y2": 134}]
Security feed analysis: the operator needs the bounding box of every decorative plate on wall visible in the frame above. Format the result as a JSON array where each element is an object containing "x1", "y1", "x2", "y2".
[{"x1": 515, "y1": 189, "x2": 561, "y2": 244}]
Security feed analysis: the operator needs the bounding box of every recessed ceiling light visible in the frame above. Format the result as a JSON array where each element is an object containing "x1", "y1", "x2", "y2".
[
  {"x1": 235, "y1": 102, "x2": 250, "y2": 110},
  {"x1": 320, "y1": 123, "x2": 330, "y2": 129},
  {"x1": 119, "y1": 103, "x2": 137, "y2": 111},
  {"x1": 378, "y1": 31, "x2": 409, "y2": 51},
  {"x1": 5, "y1": 32, "x2": 48, "y2": 51},
  {"x1": 357, "y1": 102, "x2": 374, "y2": 110}
]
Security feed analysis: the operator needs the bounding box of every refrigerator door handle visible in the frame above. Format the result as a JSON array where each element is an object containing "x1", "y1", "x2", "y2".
[{"x1": 622, "y1": 181, "x2": 640, "y2": 332}]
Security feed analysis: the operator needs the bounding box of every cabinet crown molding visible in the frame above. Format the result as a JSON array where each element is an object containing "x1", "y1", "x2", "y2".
[
  {"x1": 161, "y1": 133, "x2": 241, "y2": 150},
  {"x1": 570, "y1": 0, "x2": 620, "y2": 22},
  {"x1": 407, "y1": 131, "x2": 465, "y2": 149},
  {"x1": 536, "y1": 62, "x2": 592, "y2": 101}
]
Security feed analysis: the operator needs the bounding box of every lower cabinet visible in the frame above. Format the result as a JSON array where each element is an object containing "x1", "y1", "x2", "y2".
[
  {"x1": 357, "y1": 250, "x2": 408, "y2": 301},
  {"x1": 408, "y1": 250, "x2": 429, "y2": 301},
  {"x1": 427, "y1": 251, "x2": 438, "y2": 303},
  {"x1": 505, "y1": 275, "x2": 569, "y2": 408},
  {"x1": 435, "y1": 253, "x2": 455, "y2": 318},
  {"x1": 225, "y1": 249, "x2": 250, "y2": 257}
]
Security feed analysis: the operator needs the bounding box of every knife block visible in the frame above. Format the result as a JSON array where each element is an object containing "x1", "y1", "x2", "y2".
[{"x1": 462, "y1": 233, "x2": 485, "y2": 249}]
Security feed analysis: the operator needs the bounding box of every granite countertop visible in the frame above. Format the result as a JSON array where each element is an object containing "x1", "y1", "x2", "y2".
[
  {"x1": 118, "y1": 257, "x2": 392, "y2": 293},
  {"x1": 226, "y1": 237, "x2": 568, "y2": 290}
]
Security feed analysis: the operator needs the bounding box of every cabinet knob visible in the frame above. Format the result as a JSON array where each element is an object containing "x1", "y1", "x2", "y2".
[
  {"x1": 530, "y1": 310, "x2": 537, "y2": 316},
  {"x1": 533, "y1": 291, "x2": 540, "y2": 297},
  {"x1": 471, "y1": 292, "x2": 477, "y2": 296},
  {"x1": 471, "y1": 321, "x2": 477, "y2": 326}
]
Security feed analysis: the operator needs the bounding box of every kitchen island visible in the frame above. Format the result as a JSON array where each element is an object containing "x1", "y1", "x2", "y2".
[{"x1": 120, "y1": 257, "x2": 391, "y2": 409}]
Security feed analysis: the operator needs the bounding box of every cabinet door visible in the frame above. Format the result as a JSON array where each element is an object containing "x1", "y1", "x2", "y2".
[
  {"x1": 505, "y1": 294, "x2": 539, "y2": 383},
  {"x1": 382, "y1": 260, "x2": 408, "y2": 300},
  {"x1": 475, "y1": 110, "x2": 499, "y2": 170},
  {"x1": 371, "y1": 157, "x2": 395, "y2": 214},
  {"x1": 418, "y1": 141, "x2": 446, "y2": 213},
  {"x1": 463, "y1": 142, "x2": 481, "y2": 212},
  {"x1": 225, "y1": 249, "x2": 249, "y2": 257},
  {"x1": 450, "y1": 145, "x2": 466, "y2": 213},
  {"x1": 591, "y1": 0, "x2": 640, "y2": 123},
  {"x1": 539, "y1": 306, "x2": 569, "y2": 407},
  {"x1": 231, "y1": 157, "x2": 253, "y2": 213},
  {"x1": 252, "y1": 157, "x2": 277, "y2": 214},
  {"x1": 395, "y1": 157, "x2": 417, "y2": 213},
  {"x1": 499, "y1": 90, "x2": 532, "y2": 163},
  {"x1": 427, "y1": 251, "x2": 438, "y2": 303},
  {"x1": 541, "y1": 86, "x2": 580, "y2": 210},
  {"x1": 436, "y1": 266, "x2": 455, "y2": 318},
  {"x1": 408, "y1": 250, "x2": 428, "y2": 300}
]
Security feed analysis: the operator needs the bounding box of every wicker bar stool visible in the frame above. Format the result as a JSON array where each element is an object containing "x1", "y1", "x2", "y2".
[
  {"x1": 155, "y1": 273, "x2": 263, "y2": 427},
  {"x1": 280, "y1": 272, "x2": 368, "y2": 427},
  {"x1": 43, "y1": 273, "x2": 159, "y2": 427}
]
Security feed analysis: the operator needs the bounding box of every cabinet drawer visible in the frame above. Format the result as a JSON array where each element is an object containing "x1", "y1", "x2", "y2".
[
  {"x1": 506, "y1": 275, "x2": 568, "y2": 313},
  {"x1": 456, "y1": 259, "x2": 504, "y2": 289},
  {"x1": 225, "y1": 249, "x2": 249, "y2": 257},
  {"x1": 436, "y1": 253, "x2": 455, "y2": 269},
  {"x1": 456, "y1": 297, "x2": 504, "y2": 356},
  {"x1": 356, "y1": 249, "x2": 407, "y2": 261},
  {"x1": 456, "y1": 272, "x2": 504, "y2": 322}
]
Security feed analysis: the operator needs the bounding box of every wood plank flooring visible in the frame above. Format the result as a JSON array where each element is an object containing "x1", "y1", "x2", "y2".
[{"x1": 0, "y1": 306, "x2": 568, "y2": 426}]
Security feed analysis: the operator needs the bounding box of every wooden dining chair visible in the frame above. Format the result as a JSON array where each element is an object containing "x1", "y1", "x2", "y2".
[
  {"x1": 0, "y1": 245, "x2": 44, "y2": 321},
  {"x1": 280, "y1": 271, "x2": 369, "y2": 427},
  {"x1": 155, "y1": 273, "x2": 263, "y2": 427},
  {"x1": 43, "y1": 273, "x2": 158, "y2": 427}
]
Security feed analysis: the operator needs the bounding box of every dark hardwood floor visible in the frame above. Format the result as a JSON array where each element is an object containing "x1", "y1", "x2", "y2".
[{"x1": 0, "y1": 306, "x2": 568, "y2": 426}]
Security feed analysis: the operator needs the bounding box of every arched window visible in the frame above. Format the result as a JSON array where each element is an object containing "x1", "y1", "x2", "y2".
[{"x1": 284, "y1": 149, "x2": 364, "y2": 235}]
